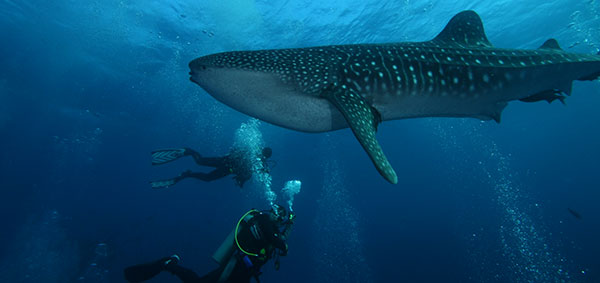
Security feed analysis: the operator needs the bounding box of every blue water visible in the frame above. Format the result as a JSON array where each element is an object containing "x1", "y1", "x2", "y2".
[{"x1": 1, "y1": 1, "x2": 600, "y2": 282}]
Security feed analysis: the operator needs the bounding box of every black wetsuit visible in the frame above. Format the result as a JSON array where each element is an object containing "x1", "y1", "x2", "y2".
[
  {"x1": 150, "y1": 147, "x2": 272, "y2": 189},
  {"x1": 164, "y1": 212, "x2": 288, "y2": 283},
  {"x1": 180, "y1": 149, "x2": 255, "y2": 188}
]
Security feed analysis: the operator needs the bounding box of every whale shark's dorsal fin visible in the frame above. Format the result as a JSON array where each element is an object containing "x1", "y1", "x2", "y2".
[
  {"x1": 432, "y1": 10, "x2": 492, "y2": 47},
  {"x1": 538, "y1": 39, "x2": 563, "y2": 50}
]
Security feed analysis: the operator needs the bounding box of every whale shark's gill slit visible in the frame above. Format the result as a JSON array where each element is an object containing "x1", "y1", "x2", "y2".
[{"x1": 322, "y1": 85, "x2": 398, "y2": 184}]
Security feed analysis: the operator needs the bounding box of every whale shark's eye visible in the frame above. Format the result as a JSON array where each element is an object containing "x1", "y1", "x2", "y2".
[{"x1": 201, "y1": 65, "x2": 207, "y2": 70}]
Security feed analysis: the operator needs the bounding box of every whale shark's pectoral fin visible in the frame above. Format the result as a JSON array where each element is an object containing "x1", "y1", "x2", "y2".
[{"x1": 322, "y1": 85, "x2": 398, "y2": 184}]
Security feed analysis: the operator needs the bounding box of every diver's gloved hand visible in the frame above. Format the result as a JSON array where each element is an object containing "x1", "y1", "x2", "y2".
[
  {"x1": 274, "y1": 257, "x2": 281, "y2": 270},
  {"x1": 233, "y1": 176, "x2": 244, "y2": 188}
]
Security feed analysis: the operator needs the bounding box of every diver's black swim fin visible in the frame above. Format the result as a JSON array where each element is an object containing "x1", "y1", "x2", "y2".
[
  {"x1": 123, "y1": 260, "x2": 164, "y2": 282},
  {"x1": 149, "y1": 178, "x2": 177, "y2": 189},
  {"x1": 151, "y1": 148, "x2": 187, "y2": 165},
  {"x1": 124, "y1": 255, "x2": 179, "y2": 282},
  {"x1": 150, "y1": 171, "x2": 192, "y2": 189}
]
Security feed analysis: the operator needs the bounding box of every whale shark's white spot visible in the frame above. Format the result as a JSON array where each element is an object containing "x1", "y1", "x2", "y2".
[{"x1": 483, "y1": 74, "x2": 490, "y2": 83}]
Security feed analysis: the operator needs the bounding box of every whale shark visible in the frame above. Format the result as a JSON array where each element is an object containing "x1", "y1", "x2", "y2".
[{"x1": 188, "y1": 10, "x2": 600, "y2": 184}]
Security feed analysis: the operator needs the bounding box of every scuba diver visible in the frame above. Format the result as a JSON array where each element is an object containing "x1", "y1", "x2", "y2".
[
  {"x1": 124, "y1": 204, "x2": 295, "y2": 283},
  {"x1": 149, "y1": 147, "x2": 273, "y2": 189}
]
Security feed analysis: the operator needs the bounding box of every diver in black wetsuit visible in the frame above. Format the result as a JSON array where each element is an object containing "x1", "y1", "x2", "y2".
[
  {"x1": 124, "y1": 204, "x2": 295, "y2": 283},
  {"x1": 149, "y1": 147, "x2": 272, "y2": 189}
]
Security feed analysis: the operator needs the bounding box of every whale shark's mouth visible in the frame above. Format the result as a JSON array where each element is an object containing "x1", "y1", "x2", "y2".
[
  {"x1": 188, "y1": 71, "x2": 196, "y2": 83},
  {"x1": 188, "y1": 72, "x2": 199, "y2": 85},
  {"x1": 188, "y1": 57, "x2": 214, "y2": 82}
]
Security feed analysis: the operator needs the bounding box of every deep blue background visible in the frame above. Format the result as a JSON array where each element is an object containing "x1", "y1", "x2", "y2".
[{"x1": 1, "y1": 1, "x2": 599, "y2": 282}]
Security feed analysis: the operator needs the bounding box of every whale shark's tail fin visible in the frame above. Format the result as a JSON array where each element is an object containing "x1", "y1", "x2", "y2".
[{"x1": 151, "y1": 148, "x2": 187, "y2": 165}]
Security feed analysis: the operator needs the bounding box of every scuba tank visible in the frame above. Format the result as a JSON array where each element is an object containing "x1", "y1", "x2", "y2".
[{"x1": 213, "y1": 210, "x2": 261, "y2": 282}]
